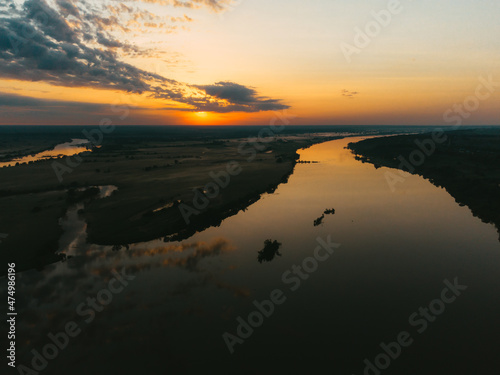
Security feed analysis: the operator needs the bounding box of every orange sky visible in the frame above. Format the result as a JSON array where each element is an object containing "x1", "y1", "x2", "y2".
[{"x1": 1, "y1": 0, "x2": 499, "y2": 125}]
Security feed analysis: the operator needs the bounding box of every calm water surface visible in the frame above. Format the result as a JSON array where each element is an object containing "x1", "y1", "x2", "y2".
[{"x1": 12, "y1": 137, "x2": 500, "y2": 374}]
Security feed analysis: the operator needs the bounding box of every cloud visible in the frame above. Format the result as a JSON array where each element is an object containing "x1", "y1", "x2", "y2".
[
  {"x1": 341, "y1": 89, "x2": 359, "y2": 99},
  {"x1": 0, "y1": 92, "x2": 183, "y2": 125},
  {"x1": 190, "y1": 81, "x2": 290, "y2": 112},
  {"x1": 134, "y1": 0, "x2": 234, "y2": 12},
  {"x1": 0, "y1": 0, "x2": 289, "y2": 113},
  {"x1": 0, "y1": 92, "x2": 117, "y2": 111},
  {"x1": 0, "y1": 0, "x2": 169, "y2": 91}
]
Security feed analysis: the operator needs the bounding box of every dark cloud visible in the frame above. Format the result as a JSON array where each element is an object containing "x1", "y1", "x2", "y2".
[
  {"x1": 202, "y1": 82, "x2": 262, "y2": 104},
  {"x1": 55, "y1": 0, "x2": 81, "y2": 17},
  {"x1": 192, "y1": 81, "x2": 290, "y2": 112},
  {"x1": 0, "y1": 92, "x2": 115, "y2": 111},
  {"x1": 0, "y1": 92, "x2": 182, "y2": 125},
  {"x1": 0, "y1": 0, "x2": 289, "y2": 114},
  {"x1": 0, "y1": 0, "x2": 168, "y2": 92},
  {"x1": 24, "y1": 0, "x2": 77, "y2": 43}
]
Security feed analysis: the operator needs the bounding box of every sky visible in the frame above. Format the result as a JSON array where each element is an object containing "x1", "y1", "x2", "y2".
[{"x1": 0, "y1": 0, "x2": 499, "y2": 125}]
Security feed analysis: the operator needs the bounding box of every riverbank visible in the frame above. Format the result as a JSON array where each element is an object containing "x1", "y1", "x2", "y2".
[
  {"x1": 348, "y1": 128, "x2": 500, "y2": 241},
  {"x1": 83, "y1": 135, "x2": 339, "y2": 245}
]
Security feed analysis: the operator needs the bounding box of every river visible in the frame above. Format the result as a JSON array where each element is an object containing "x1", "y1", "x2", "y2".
[
  {"x1": 12, "y1": 137, "x2": 500, "y2": 374},
  {"x1": 0, "y1": 139, "x2": 92, "y2": 168}
]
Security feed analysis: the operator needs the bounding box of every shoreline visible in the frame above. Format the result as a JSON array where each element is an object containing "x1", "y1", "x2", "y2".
[
  {"x1": 84, "y1": 136, "x2": 344, "y2": 245},
  {"x1": 348, "y1": 128, "x2": 500, "y2": 241}
]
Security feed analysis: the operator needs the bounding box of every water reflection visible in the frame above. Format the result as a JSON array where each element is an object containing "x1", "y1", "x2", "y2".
[
  {"x1": 13, "y1": 237, "x2": 240, "y2": 372},
  {"x1": 257, "y1": 240, "x2": 282, "y2": 263},
  {"x1": 59, "y1": 186, "x2": 118, "y2": 254},
  {"x1": 313, "y1": 208, "x2": 336, "y2": 226},
  {"x1": 0, "y1": 139, "x2": 92, "y2": 168},
  {"x1": 313, "y1": 214, "x2": 324, "y2": 226}
]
